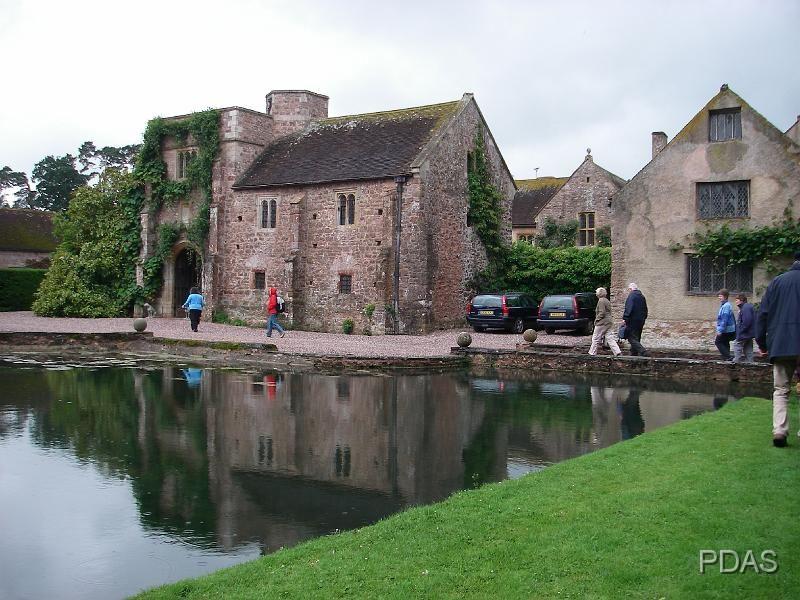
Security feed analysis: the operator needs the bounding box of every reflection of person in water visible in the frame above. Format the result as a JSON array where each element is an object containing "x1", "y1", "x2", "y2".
[
  {"x1": 182, "y1": 368, "x2": 203, "y2": 388},
  {"x1": 620, "y1": 389, "x2": 645, "y2": 440},
  {"x1": 264, "y1": 374, "x2": 278, "y2": 400}
]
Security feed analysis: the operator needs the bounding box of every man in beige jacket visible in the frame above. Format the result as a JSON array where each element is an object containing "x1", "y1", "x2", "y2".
[{"x1": 589, "y1": 287, "x2": 622, "y2": 356}]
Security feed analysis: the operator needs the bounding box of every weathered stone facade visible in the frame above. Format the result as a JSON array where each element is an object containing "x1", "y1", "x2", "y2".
[
  {"x1": 533, "y1": 152, "x2": 625, "y2": 246},
  {"x1": 611, "y1": 85, "x2": 800, "y2": 349},
  {"x1": 140, "y1": 91, "x2": 514, "y2": 334},
  {"x1": 511, "y1": 177, "x2": 567, "y2": 242}
]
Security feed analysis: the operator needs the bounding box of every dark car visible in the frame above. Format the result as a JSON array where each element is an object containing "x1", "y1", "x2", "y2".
[
  {"x1": 466, "y1": 292, "x2": 539, "y2": 333},
  {"x1": 535, "y1": 292, "x2": 598, "y2": 335}
]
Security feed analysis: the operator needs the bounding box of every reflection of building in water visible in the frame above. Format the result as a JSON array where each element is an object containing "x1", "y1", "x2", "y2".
[
  {"x1": 502, "y1": 383, "x2": 732, "y2": 471},
  {"x1": 202, "y1": 371, "x2": 491, "y2": 552}
]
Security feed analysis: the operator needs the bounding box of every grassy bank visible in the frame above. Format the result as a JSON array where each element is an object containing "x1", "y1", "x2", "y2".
[{"x1": 136, "y1": 397, "x2": 798, "y2": 599}]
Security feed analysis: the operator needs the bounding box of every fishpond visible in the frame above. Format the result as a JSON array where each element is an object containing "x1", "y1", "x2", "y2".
[{"x1": 0, "y1": 356, "x2": 768, "y2": 599}]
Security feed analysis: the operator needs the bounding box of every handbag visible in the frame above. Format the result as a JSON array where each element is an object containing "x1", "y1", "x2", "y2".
[{"x1": 618, "y1": 323, "x2": 627, "y2": 340}]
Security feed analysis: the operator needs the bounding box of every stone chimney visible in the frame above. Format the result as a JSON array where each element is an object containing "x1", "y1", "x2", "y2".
[
  {"x1": 266, "y1": 90, "x2": 329, "y2": 139},
  {"x1": 652, "y1": 131, "x2": 668, "y2": 158}
]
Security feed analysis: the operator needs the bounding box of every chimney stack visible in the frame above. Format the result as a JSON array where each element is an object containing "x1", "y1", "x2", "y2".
[
  {"x1": 265, "y1": 90, "x2": 329, "y2": 139},
  {"x1": 652, "y1": 132, "x2": 668, "y2": 158}
]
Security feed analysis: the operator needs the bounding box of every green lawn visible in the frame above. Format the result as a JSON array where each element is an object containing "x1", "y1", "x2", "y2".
[{"x1": 135, "y1": 397, "x2": 798, "y2": 599}]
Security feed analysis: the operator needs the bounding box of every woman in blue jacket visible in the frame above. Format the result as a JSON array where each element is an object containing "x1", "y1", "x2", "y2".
[
  {"x1": 182, "y1": 287, "x2": 205, "y2": 332},
  {"x1": 714, "y1": 289, "x2": 736, "y2": 360}
]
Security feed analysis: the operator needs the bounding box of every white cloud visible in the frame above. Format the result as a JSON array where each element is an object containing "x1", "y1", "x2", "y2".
[{"x1": 1, "y1": 0, "x2": 798, "y2": 179}]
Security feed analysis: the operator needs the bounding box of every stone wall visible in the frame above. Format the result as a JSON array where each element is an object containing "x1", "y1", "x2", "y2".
[
  {"x1": 0, "y1": 250, "x2": 50, "y2": 268},
  {"x1": 417, "y1": 98, "x2": 515, "y2": 329},
  {"x1": 535, "y1": 153, "x2": 622, "y2": 245},
  {"x1": 611, "y1": 86, "x2": 800, "y2": 348},
  {"x1": 266, "y1": 90, "x2": 329, "y2": 138},
  {"x1": 221, "y1": 179, "x2": 396, "y2": 333}
]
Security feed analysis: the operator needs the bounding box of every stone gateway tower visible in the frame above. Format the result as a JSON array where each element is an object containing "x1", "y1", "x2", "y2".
[{"x1": 138, "y1": 90, "x2": 514, "y2": 334}]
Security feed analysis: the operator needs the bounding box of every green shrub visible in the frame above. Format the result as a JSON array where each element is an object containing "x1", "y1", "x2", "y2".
[
  {"x1": 342, "y1": 318, "x2": 354, "y2": 334},
  {"x1": 472, "y1": 244, "x2": 611, "y2": 301},
  {"x1": 0, "y1": 268, "x2": 47, "y2": 311}
]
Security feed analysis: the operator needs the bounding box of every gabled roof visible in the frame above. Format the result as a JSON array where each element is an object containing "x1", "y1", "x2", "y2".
[
  {"x1": 234, "y1": 100, "x2": 462, "y2": 188},
  {"x1": 623, "y1": 84, "x2": 800, "y2": 190},
  {"x1": 512, "y1": 177, "x2": 568, "y2": 226},
  {"x1": 0, "y1": 208, "x2": 58, "y2": 252}
]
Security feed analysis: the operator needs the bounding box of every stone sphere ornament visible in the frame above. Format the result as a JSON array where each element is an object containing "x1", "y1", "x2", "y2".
[
  {"x1": 456, "y1": 332, "x2": 472, "y2": 348},
  {"x1": 522, "y1": 328, "x2": 538, "y2": 344},
  {"x1": 133, "y1": 318, "x2": 148, "y2": 333}
]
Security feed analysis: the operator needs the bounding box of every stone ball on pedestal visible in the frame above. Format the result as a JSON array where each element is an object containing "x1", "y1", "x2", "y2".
[
  {"x1": 522, "y1": 329, "x2": 538, "y2": 344},
  {"x1": 456, "y1": 332, "x2": 473, "y2": 348},
  {"x1": 133, "y1": 318, "x2": 148, "y2": 333}
]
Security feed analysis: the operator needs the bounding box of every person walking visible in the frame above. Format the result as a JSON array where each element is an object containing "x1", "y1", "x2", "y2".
[
  {"x1": 733, "y1": 293, "x2": 755, "y2": 363},
  {"x1": 714, "y1": 289, "x2": 737, "y2": 360},
  {"x1": 181, "y1": 286, "x2": 204, "y2": 332},
  {"x1": 588, "y1": 287, "x2": 622, "y2": 356},
  {"x1": 756, "y1": 251, "x2": 800, "y2": 448},
  {"x1": 622, "y1": 283, "x2": 649, "y2": 357},
  {"x1": 266, "y1": 287, "x2": 286, "y2": 338}
]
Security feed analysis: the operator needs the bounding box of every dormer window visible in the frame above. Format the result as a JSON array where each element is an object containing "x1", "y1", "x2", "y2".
[
  {"x1": 176, "y1": 150, "x2": 197, "y2": 180},
  {"x1": 709, "y1": 108, "x2": 741, "y2": 142}
]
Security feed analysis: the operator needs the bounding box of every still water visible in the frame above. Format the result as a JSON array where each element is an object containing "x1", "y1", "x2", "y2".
[{"x1": 0, "y1": 357, "x2": 767, "y2": 599}]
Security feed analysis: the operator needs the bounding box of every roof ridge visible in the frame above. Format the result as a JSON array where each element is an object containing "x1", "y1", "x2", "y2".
[{"x1": 318, "y1": 99, "x2": 460, "y2": 123}]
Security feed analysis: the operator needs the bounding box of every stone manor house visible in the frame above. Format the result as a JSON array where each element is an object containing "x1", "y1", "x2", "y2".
[{"x1": 140, "y1": 90, "x2": 514, "y2": 333}]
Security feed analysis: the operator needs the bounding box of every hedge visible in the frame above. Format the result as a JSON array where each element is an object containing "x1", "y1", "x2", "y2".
[
  {"x1": 473, "y1": 243, "x2": 612, "y2": 301},
  {"x1": 0, "y1": 268, "x2": 47, "y2": 311}
]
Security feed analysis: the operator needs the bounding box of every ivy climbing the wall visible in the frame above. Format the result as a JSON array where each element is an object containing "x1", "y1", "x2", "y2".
[
  {"x1": 675, "y1": 205, "x2": 800, "y2": 275},
  {"x1": 136, "y1": 108, "x2": 220, "y2": 297},
  {"x1": 467, "y1": 129, "x2": 505, "y2": 264}
]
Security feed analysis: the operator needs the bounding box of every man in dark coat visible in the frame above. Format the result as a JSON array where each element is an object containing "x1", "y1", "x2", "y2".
[
  {"x1": 623, "y1": 282, "x2": 649, "y2": 357},
  {"x1": 756, "y1": 251, "x2": 800, "y2": 447},
  {"x1": 733, "y1": 293, "x2": 755, "y2": 363}
]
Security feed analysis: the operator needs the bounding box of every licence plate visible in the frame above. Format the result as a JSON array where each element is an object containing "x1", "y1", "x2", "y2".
[
  {"x1": 549, "y1": 312, "x2": 566, "y2": 318},
  {"x1": 479, "y1": 310, "x2": 494, "y2": 315}
]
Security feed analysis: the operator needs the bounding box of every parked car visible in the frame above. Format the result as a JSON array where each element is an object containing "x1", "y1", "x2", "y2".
[
  {"x1": 466, "y1": 292, "x2": 539, "y2": 333},
  {"x1": 535, "y1": 292, "x2": 598, "y2": 335}
]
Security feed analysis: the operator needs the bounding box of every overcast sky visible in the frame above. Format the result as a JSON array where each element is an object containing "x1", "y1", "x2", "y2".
[{"x1": 1, "y1": 0, "x2": 798, "y2": 182}]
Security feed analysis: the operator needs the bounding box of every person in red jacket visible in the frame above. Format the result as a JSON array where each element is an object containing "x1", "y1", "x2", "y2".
[{"x1": 266, "y1": 287, "x2": 286, "y2": 338}]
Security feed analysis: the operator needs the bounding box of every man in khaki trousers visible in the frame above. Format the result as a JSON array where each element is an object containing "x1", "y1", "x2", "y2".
[
  {"x1": 756, "y1": 251, "x2": 800, "y2": 447},
  {"x1": 589, "y1": 287, "x2": 622, "y2": 357}
]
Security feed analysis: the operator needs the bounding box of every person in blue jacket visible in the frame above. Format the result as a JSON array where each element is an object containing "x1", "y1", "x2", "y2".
[
  {"x1": 732, "y1": 293, "x2": 755, "y2": 363},
  {"x1": 756, "y1": 251, "x2": 800, "y2": 447},
  {"x1": 714, "y1": 289, "x2": 736, "y2": 360},
  {"x1": 182, "y1": 286, "x2": 205, "y2": 332}
]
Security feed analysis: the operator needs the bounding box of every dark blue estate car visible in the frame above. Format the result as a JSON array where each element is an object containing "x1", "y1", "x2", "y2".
[
  {"x1": 535, "y1": 292, "x2": 598, "y2": 335},
  {"x1": 466, "y1": 292, "x2": 539, "y2": 333}
]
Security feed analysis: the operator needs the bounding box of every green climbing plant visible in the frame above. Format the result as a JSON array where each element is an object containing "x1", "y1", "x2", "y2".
[{"x1": 684, "y1": 204, "x2": 800, "y2": 275}]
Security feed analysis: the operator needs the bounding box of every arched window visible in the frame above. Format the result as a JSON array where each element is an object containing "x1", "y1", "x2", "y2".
[
  {"x1": 261, "y1": 200, "x2": 270, "y2": 228},
  {"x1": 337, "y1": 194, "x2": 347, "y2": 226},
  {"x1": 347, "y1": 193, "x2": 355, "y2": 225},
  {"x1": 269, "y1": 199, "x2": 277, "y2": 228}
]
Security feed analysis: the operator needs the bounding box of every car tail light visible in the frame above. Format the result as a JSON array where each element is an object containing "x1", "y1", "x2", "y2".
[
  {"x1": 466, "y1": 301, "x2": 472, "y2": 315},
  {"x1": 502, "y1": 295, "x2": 509, "y2": 317},
  {"x1": 573, "y1": 296, "x2": 579, "y2": 315}
]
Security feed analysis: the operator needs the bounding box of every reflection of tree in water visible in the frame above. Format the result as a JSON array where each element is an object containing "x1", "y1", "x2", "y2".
[
  {"x1": 29, "y1": 367, "x2": 219, "y2": 547},
  {"x1": 0, "y1": 367, "x2": 52, "y2": 439},
  {"x1": 463, "y1": 380, "x2": 595, "y2": 487}
]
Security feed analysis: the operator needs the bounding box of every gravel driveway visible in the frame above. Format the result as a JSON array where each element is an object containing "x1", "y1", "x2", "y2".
[{"x1": 0, "y1": 312, "x2": 587, "y2": 358}]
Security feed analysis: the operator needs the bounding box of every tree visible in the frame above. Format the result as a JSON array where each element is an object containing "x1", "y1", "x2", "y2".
[
  {"x1": 30, "y1": 154, "x2": 90, "y2": 211},
  {"x1": 32, "y1": 170, "x2": 143, "y2": 317},
  {"x1": 0, "y1": 166, "x2": 33, "y2": 207},
  {"x1": 78, "y1": 141, "x2": 140, "y2": 179}
]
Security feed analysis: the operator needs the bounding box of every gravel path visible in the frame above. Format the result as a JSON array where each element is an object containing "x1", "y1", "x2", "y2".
[{"x1": 0, "y1": 312, "x2": 587, "y2": 358}]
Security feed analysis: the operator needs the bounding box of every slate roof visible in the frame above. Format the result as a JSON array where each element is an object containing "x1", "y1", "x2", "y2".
[
  {"x1": 512, "y1": 177, "x2": 568, "y2": 226},
  {"x1": 0, "y1": 208, "x2": 58, "y2": 252},
  {"x1": 234, "y1": 101, "x2": 462, "y2": 188}
]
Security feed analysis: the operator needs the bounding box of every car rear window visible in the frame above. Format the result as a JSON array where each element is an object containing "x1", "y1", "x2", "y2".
[
  {"x1": 472, "y1": 295, "x2": 502, "y2": 307},
  {"x1": 541, "y1": 296, "x2": 572, "y2": 309}
]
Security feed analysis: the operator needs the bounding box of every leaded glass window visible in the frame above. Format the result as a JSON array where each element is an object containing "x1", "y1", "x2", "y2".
[
  {"x1": 697, "y1": 181, "x2": 749, "y2": 219},
  {"x1": 687, "y1": 255, "x2": 752, "y2": 294},
  {"x1": 709, "y1": 109, "x2": 742, "y2": 142}
]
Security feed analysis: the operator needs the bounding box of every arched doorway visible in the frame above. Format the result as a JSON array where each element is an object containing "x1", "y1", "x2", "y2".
[{"x1": 173, "y1": 248, "x2": 202, "y2": 316}]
